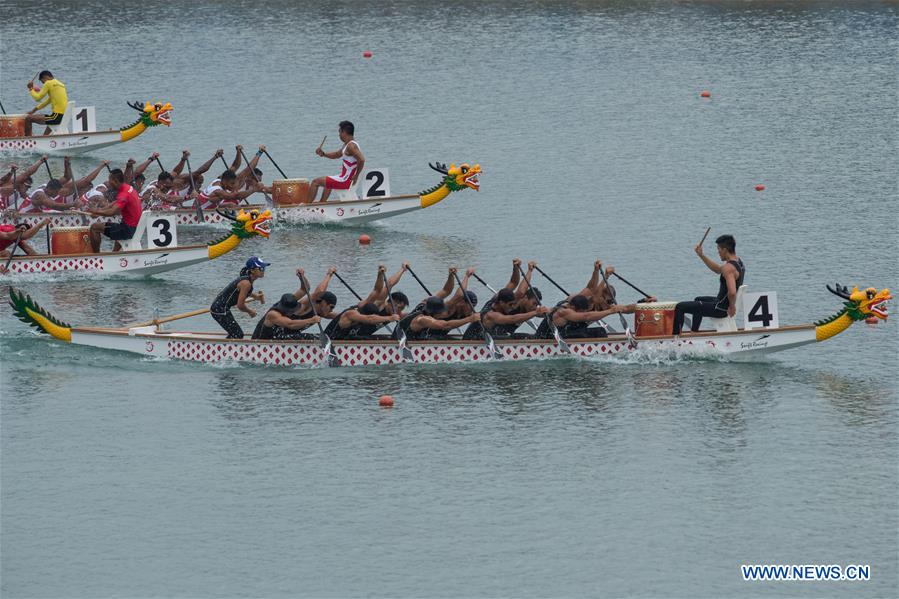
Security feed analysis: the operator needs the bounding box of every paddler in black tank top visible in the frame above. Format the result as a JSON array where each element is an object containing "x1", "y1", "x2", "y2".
[
  {"x1": 210, "y1": 256, "x2": 268, "y2": 338},
  {"x1": 672, "y1": 233, "x2": 746, "y2": 334},
  {"x1": 251, "y1": 294, "x2": 323, "y2": 340}
]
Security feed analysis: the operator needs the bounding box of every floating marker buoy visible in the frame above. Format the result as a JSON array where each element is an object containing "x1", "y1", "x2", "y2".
[
  {"x1": 359, "y1": 234, "x2": 371, "y2": 245},
  {"x1": 379, "y1": 395, "x2": 394, "y2": 407},
  {"x1": 363, "y1": 51, "x2": 373, "y2": 58},
  {"x1": 865, "y1": 316, "x2": 878, "y2": 325},
  {"x1": 700, "y1": 90, "x2": 711, "y2": 98},
  {"x1": 755, "y1": 184, "x2": 765, "y2": 191}
]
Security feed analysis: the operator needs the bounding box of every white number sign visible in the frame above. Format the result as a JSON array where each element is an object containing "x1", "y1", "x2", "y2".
[
  {"x1": 361, "y1": 168, "x2": 390, "y2": 199},
  {"x1": 72, "y1": 106, "x2": 96, "y2": 133},
  {"x1": 147, "y1": 216, "x2": 177, "y2": 248},
  {"x1": 743, "y1": 291, "x2": 779, "y2": 330}
]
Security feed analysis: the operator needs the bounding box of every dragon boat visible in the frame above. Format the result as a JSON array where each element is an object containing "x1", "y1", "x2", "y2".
[
  {"x1": 1, "y1": 162, "x2": 480, "y2": 228},
  {"x1": 0, "y1": 101, "x2": 172, "y2": 156},
  {"x1": 8, "y1": 284, "x2": 889, "y2": 368},
  {"x1": 0, "y1": 209, "x2": 270, "y2": 278}
]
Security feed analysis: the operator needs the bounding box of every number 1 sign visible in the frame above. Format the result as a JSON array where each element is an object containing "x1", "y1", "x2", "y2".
[{"x1": 743, "y1": 291, "x2": 779, "y2": 329}]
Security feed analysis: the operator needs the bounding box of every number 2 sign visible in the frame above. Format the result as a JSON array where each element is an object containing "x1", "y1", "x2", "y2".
[
  {"x1": 360, "y1": 168, "x2": 390, "y2": 199},
  {"x1": 743, "y1": 291, "x2": 779, "y2": 329}
]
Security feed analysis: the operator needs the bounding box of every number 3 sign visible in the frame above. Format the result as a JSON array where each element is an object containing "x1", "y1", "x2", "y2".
[{"x1": 743, "y1": 291, "x2": 779, "y2": 329}]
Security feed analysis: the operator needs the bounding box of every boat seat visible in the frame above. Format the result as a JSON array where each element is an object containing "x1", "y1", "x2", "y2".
[
  {"x1": 708, "y1": 284, "x2": 747, "y2": 332},
  {"x1": 329, "y1": 180, "x2": 359, "y2": 202},
  {"x1": 47, "y1": 102, "x2": 75, "y2": 135},
  {"x1": 121, "y1": 212, "x2": 150, "y2": 251}
]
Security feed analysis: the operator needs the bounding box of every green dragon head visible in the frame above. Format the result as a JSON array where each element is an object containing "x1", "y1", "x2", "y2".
[{"x1": 428, "y1": 162, "x2": 481, "y2": 192}]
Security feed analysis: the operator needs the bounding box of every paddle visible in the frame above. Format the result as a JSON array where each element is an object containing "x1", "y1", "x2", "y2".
[
  {"x1": 238, "y1": 146, "x2": 273, "y2": 205},
  {"x1": 219, "y1": 154, "x2": 229, "y2": 170},
  {"x1": 383, "y1": 276, "x2": 414, "y2": 362},
  {"x1": 518, "y1": 264, "x2": 569, "y2": 353},
  {"x1": 454, "y1": 271, "x2": 503, "y2": 359},
  {"x1": 599, "y1": 262, "x2": 635, "y2": 347},
  {"x1": 126, "y1": 297, "x2": 260, "y2": 329},
  {"x1": 263, "y1": 149, "x2": 288, "y2": 179},
  {"x1": 1, "y1": 230, "x2": 24, "y2": 274},
  {"x1": 43, "y1": 160, "x2": 52, "y2": 179},
  {"x1": 185, "y1": 155, "x2": 204, "y2": 222},
  {"x1": 153, "y1": 155, "x2": 165, "y2": 172},
  {"x1": 333, "y1": 272, "x2": 363, "y2": 303},
  {"x1": 0, "y1": 101, "x2": 6, "y2": 115},
  {"x1": 405, "y1": 265, "x2": 432, "y2": 296},
  {"x1": 611, "y1": 272, "x2": 653, "y2": 299},
  {"x1": 298, "y1": 271, "x2": 340, "y2": 367},
  {"x1": 11, "y1": 168, "x2": 19, "y2": 213}
]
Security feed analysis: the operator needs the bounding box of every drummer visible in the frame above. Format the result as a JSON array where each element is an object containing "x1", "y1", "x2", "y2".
[
  {"x1": 0, "y1": 219, "x2": 52, "y2": 269},
  {"x1": 25, "y1": 71, "x2": 67, "y2": 136},
  {"x1": 86, "y1": 168, "x2": 142, "y2": 252},
  {"x1": 308, "y1": 121, "x2": 365, "y2": 203},
  {"x1": 672, "y1": 234, "x2": 746, "y2": 334}
]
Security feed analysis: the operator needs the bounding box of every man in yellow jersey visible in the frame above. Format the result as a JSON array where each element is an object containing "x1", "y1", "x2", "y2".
[{"x1": 25, "y1": 71, "x2": 68, "y2": 136}]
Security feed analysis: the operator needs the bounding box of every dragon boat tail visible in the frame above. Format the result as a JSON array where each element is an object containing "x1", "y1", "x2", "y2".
[{"x1": 8, "y1": 284, "x2": 889, "y2": 368}]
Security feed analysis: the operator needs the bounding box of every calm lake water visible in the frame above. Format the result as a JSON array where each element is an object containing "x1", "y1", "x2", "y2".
[{"x1": 1, "y1": 1, "x2": 897, "y2": 597}]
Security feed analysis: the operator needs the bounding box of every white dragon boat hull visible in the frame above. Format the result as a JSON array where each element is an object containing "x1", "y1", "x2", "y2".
[
  {"x1": 39, "y1": 325, "x2": 820, "y2": 367},
  {"x1": 0, "y1": 130, "x2": 130, "y2": 156},
  {"x1": 2, "y1": 245, "x2": 213, "y2": 277}
]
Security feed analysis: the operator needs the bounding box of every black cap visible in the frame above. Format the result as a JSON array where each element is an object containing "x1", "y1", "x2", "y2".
[
  {"x1": 424, "y1": 296, "x2": 446, "y2": 314},
  {"x1": 464, "y1": 290, "x2": 478, "y2": 306},
  {"x1": 274, "y1": 293, "x2": 299, "y2": 313},
  {"x1": 317, "y1": 291, "x2": 337, "y2": 306}
]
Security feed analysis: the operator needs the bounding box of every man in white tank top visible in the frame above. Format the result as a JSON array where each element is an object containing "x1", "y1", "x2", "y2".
[{"x1": 308, "y1": 120, "x2": 365, "y2": 203}]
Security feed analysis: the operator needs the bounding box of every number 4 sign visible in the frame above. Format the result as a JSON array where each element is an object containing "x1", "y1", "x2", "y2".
[{"x1": 743, "y1": 291, "x2": 779, "y2": 329}]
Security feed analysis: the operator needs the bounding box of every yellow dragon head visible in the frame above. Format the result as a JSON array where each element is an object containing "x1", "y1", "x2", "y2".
[
  {"x1": 231, "y1": 208, "x2": 272, "y2": 239},
  {"x1": 428, "y1": 162, "x2": 481, "y2": 192},
  {"x1": 126, "y1": 100, "x2": 174, "y2": 128},
  {"x1": 826, "y1": 284, "x2": 891, "y2": 321}
]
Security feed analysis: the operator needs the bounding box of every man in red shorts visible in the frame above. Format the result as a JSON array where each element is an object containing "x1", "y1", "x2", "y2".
[
  {"x1": 86, "y1": 169, "x2": 142, "y2": 252},
  {"x1": 308, "y1": 121, "x2": 365, "y2": 202}
]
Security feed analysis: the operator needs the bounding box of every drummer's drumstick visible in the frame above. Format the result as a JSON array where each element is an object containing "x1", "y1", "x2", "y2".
[
  {"x1": 699, "y1": 226, "x2": 711, "y2": 245},
  {"x1": 317, "y1": 135, "x2": 327, "y2": 152}
]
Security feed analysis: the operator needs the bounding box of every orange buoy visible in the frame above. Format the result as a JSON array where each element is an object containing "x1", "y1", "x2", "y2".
[
  {"x1": 359, "y1": 234, "x2": 371, "y2": 245},
  {"x1": 865, "y1": 316, "x2": 878, "y2": 325},
  {"x1": 755, "y1": 184, "x2": 765, "y2": 191},
  {"x1": 378, "y1": 395, "x2": 394, "y2": 407},
  {"x1": 363, "y1": 51, "x2": 373, "y2": 58},
  {"x1": 700, "y1": 90, "x2": 711, "y2": 98}
]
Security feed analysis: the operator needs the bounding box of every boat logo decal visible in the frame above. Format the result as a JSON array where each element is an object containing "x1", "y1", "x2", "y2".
[
  {"x1": 336, "y1": 207, "x2": 344, "y2": 216},
  {"x1": 145, "y1": 341, "x2": 154, "y2": 353},
  {"x1": 120, "y1": 258, "x2": 128, "y2": 267}
]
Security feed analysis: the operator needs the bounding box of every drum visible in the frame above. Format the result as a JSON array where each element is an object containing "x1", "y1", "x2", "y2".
[
  {"x1": 634, "y1": 301, "x2": 678, "y2": 337},
  {"x1": 50, "y1": 227, "x2": 92, "y2": 255},
  {"x1": 0, "y1": 115, "x2": 27, "y2": 138},
  {"x1": 272, "y1": 178, "x2": 310, "y2": 206}
]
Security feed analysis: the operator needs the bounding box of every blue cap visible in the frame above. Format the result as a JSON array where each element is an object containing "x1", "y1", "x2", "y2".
[{"x1": 245, "y1": 256, "x2": 270, "y2": 270}]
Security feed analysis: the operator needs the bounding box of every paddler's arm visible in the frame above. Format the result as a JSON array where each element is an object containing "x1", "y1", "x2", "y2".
[
  {"x1": 363, "y1": 265, "x2": 387, "y2": 305},
  {"x1": 170, "y1": 151, "x2": 188, "y2": 176},
  {"x1": 34, "y1": 192, "x2": 75, "y2": 211},
  {"x1": 230, "y1": 146, "x2": 243, "y2": 173},
  {"x1": 514, "y1": 261, "x2": 536, "y2": 299},
  {"x1": 412, "y1": 312, "x2": 479, "y2": 332},
  {"x1": 312, "y1": 267, "x2": 337, "y2": 298},
  {"x1": 66, "y1": 161, "x2": 109, "y2": 196},
  {"x1": 19, "y1": 219, "x2": 51, "y2": 240},
  {"x1": 436, "y1": 267, "x2": 456, "y2": 299},
  {"x1": 269, "y1": 311, "x2": 320, "y2": 330},
  {"x1": 189, "y1": 149, "x2": 224, "y2": 179},
  {"x1": 351, "y1": 312, "x2": 400, "y2": 326},
  {"x1": 486, "y1": 306, "x2": 549, "y2": 326},
  {"x1": 0, "y1": 166, "x2": 13, "y2": 186},
  {"x1": 387, "y1": 262, "x2": 409, "y2": 290},
  {"x1": 127, "y1": 156, "x2": 155, "y2": 185},
  {"x1": 292, "y1": 267, "x2": 313, "y2": 301},
  {"x1": 213, "y1": 184, "x2": 261, "y2": 204},
  {"x1": 347, "y1": 143, "x2": 364, "y2": 185},
  {"x1": 722, "y1": 263, "x2": 738, "y2": 317},
  {"x1": 505, "y1": 258, "x2": 522, "y2": 291},
  {"x1": 237, "y1": 146, "x2": 264, "y2": 185},
  {"x1": 694, "y1": 240, "x2": 722, "y2": 273},
  {"x1": 19, "y1": 156, "x2": 48, "y2": 182},
  {"x1": 60, "y1": 157, "x2": 73, "y2": 186},
  {"x1": 234, "y1": 280, "x2": 256, "y2": 318}
]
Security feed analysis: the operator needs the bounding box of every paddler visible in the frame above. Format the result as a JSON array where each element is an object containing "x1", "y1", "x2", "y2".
[
  {"x1": 574, "y1": 260, "x2": 655, "y2": 313},
  {"x1": 672, "y1": 234, "x2": 745, "y2": 334},
  {"x1": 195, "y1": 170, "x2": 262, "y2": 210},
  {"x1": 533, "y1": 294, "x2": 632, "y2": 339},
  {"x1": 0, "y1": 219, "x2": 52, "y2": 270},
  {"x1": 86, "y1": 168, "x2": 142, "y2": 252},
  {"x1": 210, "y1": 257, "x2": 268, "y2": 338},
  {"x1": 250, "y1": 267, "x2": 339, "y2": 340},
  {"x1": 407, "y1": 296, "x2": 481, "y2": 340},
  {"x1": 327, "y1": 302, "x2": 400, "y2": 340},
  {"x1": 0, "y1": 156, "x2": 48, "y2": 210},
  {"x1": 308, "y1": 121, "x2": 365, "y2": 203},
  {"x1": 24, "y1": 71, "x2": 67, "y2": 136}
]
